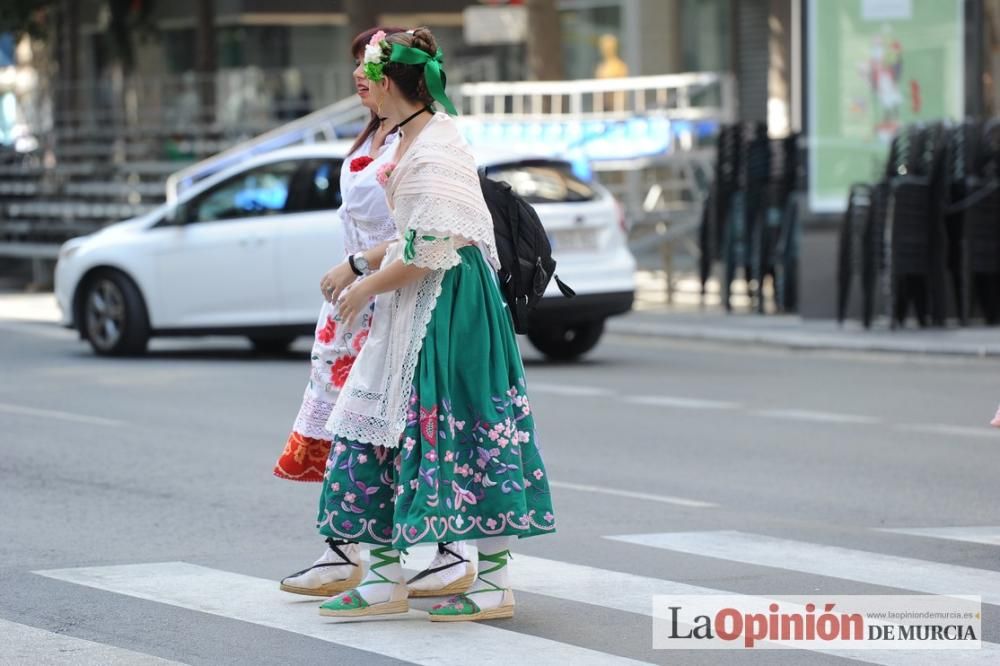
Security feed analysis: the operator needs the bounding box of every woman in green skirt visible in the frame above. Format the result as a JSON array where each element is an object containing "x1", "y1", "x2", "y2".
[{"x1": 316, "y1": 27, "x2": 555, "y2": 621}]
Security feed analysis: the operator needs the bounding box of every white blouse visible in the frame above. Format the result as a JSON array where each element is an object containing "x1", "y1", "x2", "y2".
[{"x1": 339, "y1": 132, "x2": 399, "y2": 256}]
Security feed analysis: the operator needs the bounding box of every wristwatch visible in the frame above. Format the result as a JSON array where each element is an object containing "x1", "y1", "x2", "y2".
[{"x1": 349, "y1": 252, "x2": 370, "y2": 276}]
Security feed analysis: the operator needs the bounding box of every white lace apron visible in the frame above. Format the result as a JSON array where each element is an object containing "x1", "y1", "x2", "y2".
[{"x1": 326, "y1": 113, "x2": 499, "y2": 449}]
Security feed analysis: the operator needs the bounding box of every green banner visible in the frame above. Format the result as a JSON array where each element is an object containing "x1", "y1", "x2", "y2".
[{"x1": 808, "y1": 0, "x2": 964, "y2": 213}]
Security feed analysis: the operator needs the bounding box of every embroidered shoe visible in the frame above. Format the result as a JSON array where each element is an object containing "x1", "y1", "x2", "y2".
[
  {"x1": 428, "y1": 589, "x2": 515, "y2": 621},
  {"x1": 407, "y1": 542, "x2": 476, "y2": 597},
  {"x1": 318, "y1": 585, "x2": 409, "y2": 618},
  {"x1": 318, "y1": 546, "x2": 409, "y2": 618},
  {"x1": 280, "y1": 538, "x2": 362, "y2": 597},
  {"x1": 427, "y1": 549, "x2": 514, "y2": 622}
]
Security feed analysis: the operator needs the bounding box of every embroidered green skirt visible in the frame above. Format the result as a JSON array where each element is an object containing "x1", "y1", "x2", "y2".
[{"x1": 316, "y1": 247, "x2": 556, "y2": 550}]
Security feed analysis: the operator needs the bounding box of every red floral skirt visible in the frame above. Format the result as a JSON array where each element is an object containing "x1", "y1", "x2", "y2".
[{"x1": 274, "y1": 295, "x2": 375, "y2": 482}]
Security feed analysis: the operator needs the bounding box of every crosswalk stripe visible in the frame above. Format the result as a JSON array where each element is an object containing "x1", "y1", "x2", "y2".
[
  {"x1": 622, "y1": 395, "x2": 740, "y2": 410},
  {"x1": 894, "y1": 423, "x2": 998, "y2": 439},
  {"x1": 528, "y1": 383, "x2": 612, "y2": 397},
  {"x1": 34, "y1": 561, "x2": 647, "y2": 666},
  {"x1": 753, "y1": 409, "x2": 880, "y2": 425},
  {"x1": 0, "y1": 618, "x2": 186, "y2": 665},
  {"x1": 548, "y1": 480, "x2": 718, "y2": 509},
  {"x1": 511, "y1": 554, "x2": 998, "y2": 665},
  {"x1": 876, "y1": 526, "x2": 1000, "y2": 547},
  {"x1": 0, "y1": 401, "x2": 125, "y2": 427},
  {"x1": 607, "y1": 530, "x2": 1000, "y2": 606}
]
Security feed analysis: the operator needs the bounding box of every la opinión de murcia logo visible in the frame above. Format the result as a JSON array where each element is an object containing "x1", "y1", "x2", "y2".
[{"x1": 651, "y1": 595, "x2": 982, "y2": 650}]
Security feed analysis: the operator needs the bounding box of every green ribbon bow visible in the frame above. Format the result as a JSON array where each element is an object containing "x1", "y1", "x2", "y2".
[
  {"x1": 403, "y1": 229, "x2": 417, "y2": 263},
  {"x1": 389, "y1": 43, "x2": 458, "y2": 116}
]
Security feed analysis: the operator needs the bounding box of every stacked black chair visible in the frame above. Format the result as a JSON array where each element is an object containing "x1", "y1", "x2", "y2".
[
  {"x1": 773, "y1": 133, "x2": 803, "y2": 313},
  {"x1": 699, "y1": 124, "x2": 742, "y2": 306},
  {"x1": 942, "y1": 120, "x2": 981, "y2": 322},
  {"x1": 883, "y1": 122, "x2": 950, "y2": 327},
  {"x1": 953, "y1": 119, "x2": 1000, "y2": 323},
  {"x1": 719, "y1": 122, "x2": 769, "y2": 311},
  {"x1": 836, "y1": 183, "x2": 873, "y2": 323},
  {"x1": 838, "y1": 128, "x2": 911, "y2": 328},
  {"x1": 760, "y1": 132, "x2": 801, "y2": 313}
]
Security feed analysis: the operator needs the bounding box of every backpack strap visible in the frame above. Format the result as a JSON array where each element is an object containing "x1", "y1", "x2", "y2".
[
  {"x1": 505, "y1": 183, "x2": 529, "y2": 329},
  {"x1": 555, "y1": 276, "x2": 575, "y2": 298}
]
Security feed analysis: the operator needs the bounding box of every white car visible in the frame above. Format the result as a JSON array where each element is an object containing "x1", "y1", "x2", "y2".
[{"x1": 55, "y1": 143, "x2": 635, "y2": 360}]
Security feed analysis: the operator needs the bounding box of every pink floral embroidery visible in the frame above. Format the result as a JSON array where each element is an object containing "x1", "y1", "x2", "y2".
[
  {"x1": 376, "y1": 161, "x2": 397, "y2": 186},
  {"x1": 419, "y1": 406, "x2": 438, "y2": 445},
  {"x1": 533, "y1": 469, "x2": 544, "y2": 480}
]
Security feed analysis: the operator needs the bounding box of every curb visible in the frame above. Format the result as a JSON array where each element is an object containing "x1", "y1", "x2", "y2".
[{"x1": 606, "y1": 318, "x2": 1000, "y2": 358}]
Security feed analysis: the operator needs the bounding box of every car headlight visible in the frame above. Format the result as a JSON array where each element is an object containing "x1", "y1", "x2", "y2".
[
  {"x1": 58, "y1": 237, "x2": 87, "y2": 261},
  {"x1": 58, "y1": 245, "x2": 80, "y2": 260}
]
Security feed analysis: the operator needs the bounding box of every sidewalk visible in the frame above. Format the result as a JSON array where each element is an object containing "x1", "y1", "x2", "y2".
[
  {"x1": 606, "y1": 270, "x2": 1000, "y2": 357},
  {"x1": 607, "y1": 309, "x2": 1000, "y2": 357},
  {"x1": 4, "y1": 288, "x2": 1000, "y2": 358},
  {"x1": 0, "y1": 291, "x2": 62, "y2": 323}
]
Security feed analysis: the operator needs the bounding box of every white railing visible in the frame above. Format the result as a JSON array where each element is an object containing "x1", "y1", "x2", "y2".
[
  {"x1": 455, "y1": 72, "x2": 735, "y2": 121},
  {"x1": 165, "y1": 71, "x2": 735, "y2": 202}
]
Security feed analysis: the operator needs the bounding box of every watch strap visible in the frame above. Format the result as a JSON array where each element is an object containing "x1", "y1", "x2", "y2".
[{"x1": 348, "y1": 253, "x2": 364, "y2": 276}]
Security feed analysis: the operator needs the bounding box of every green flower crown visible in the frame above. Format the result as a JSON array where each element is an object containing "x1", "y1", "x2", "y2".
[{"x1": 362, "y1": 30, "x2": 458, "y2": 116}]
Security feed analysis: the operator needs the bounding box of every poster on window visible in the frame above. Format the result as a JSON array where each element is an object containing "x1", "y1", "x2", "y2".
[{"x1": 807, "y1": 0, "x2": 963, "y2": 213}]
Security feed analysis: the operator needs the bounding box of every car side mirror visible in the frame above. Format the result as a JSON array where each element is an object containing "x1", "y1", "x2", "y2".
[{"x1": 165, "y1": 204, "x2": 191, "y2": 226}]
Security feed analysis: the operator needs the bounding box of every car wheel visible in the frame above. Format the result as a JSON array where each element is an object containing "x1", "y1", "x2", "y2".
[
  {"x1": 527, "y1": 319, "x2": 605, "y2": 361},
  {"x1": 249, "y1": 336, "x2": 297, "y2": 355},
  {"x1": 82, "y1": 271, "x2": 150, "y2": 356}
]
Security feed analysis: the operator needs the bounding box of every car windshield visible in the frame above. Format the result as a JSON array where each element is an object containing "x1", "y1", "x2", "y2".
[{"x1": 483, "y1": 161, "x2": 597, "y2": 204}]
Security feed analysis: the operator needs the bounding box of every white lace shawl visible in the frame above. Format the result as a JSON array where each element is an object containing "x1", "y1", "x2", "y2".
[{"x1": 325, "y1": 114, "x2": 497, "y2": 449}]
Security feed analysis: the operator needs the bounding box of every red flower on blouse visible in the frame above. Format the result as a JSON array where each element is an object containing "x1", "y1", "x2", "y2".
[
  {"x1": 352, "y1": 328, "x2": 369, "y2": 354},
  {"x1": 349, "y1": 156, "x2": 374, "y2": 172},
  {"x1": 330, "y1": 355, "x2": 355, "y2": 388},
  {"x1": 316, "y1": 316, "x2": 337, "y2": 344}
]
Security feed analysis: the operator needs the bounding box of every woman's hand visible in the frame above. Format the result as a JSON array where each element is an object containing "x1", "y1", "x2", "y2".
[
  {"x1": 337, "y1": 280, "x2": 373, "y2": 328},
  {"x1": 319, "y1": 261, "x2": 357, "y2": 303}
]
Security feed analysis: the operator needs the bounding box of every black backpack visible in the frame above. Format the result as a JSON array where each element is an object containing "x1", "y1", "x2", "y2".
[{"x1": 479, "y1": 174, "x2": 575, "y2": 333}]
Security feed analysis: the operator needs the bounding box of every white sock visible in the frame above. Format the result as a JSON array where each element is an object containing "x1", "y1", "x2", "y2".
[
  {"x1": 355, "y1": 547, "x2": 404, "y2": 605},
  {"x1": 466, "y1": 536, "x2": 512, "y2": 610},
  {"x1": 281, "y1": 539, "x2": 359, "y2": 589},
  {"x1": 408, "y1": 541, "x2": 472, "y2": 592}
]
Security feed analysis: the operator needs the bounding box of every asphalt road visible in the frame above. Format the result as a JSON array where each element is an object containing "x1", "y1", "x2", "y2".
[{"x1": 1, "y1": 318, "x2": 998, "y2": 665}]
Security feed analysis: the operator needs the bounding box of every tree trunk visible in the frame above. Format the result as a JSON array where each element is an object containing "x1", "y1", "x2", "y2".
[
  {"x1": 54, "y1": 0, "x2": 80, "y2": 129},
  {"x1": 195, "y1": 0, "x2": 217, "y2": 125},
  {"x1": 344, "y1": 0, "x2": 380, "y2": 44},
  {"x1": 525, "y1": 0, "x2": 564, "y2": 81}
]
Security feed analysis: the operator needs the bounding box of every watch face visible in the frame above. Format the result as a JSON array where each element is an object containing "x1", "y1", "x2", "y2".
[{"x1": 355, "y1": 255, "x2": 369, "y2": 271}]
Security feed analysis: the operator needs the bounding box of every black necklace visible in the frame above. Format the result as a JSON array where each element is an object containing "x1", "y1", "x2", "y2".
[{"x1": 396, "y1": 106, "x2": 432, "y2": 129}]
